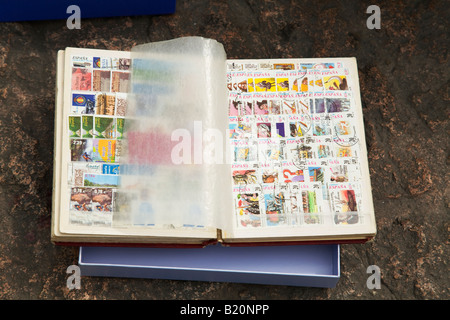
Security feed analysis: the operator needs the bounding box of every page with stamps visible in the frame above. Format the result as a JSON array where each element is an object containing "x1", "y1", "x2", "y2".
[
  {"x1": 65, "y1": 50, "x2": 130, "y2": 228},
  {"x1": 223, "y1": 58, "x2": 376, "y2": 242},
  {"x1": 53, "y1": 44, "x2": 225, "y2": 245}
]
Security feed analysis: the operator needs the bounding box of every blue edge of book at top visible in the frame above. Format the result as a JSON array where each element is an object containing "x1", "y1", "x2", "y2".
[{"x1": 0, "y1": 0, "x2": 176, "y2": 22}]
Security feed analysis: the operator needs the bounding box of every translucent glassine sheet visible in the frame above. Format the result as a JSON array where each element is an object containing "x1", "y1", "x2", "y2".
[{"x1": 115, "y1": 37, "x2": 233, "y2": 231}]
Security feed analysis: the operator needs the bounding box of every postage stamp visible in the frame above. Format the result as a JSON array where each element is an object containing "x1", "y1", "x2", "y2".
[
  {"x1": 275, "y1": 77, "x2": 290, "y2": 92},
  {"x1": 92, "y1": 188, "x2": 113, "y2": 212},
  {"x1": 70, "y1": 139, "x2": 94, "y2": 162},
  {"x1": 111, "y1": 71, "x2": 130, "y2": 93},
  {"x1": 93, "y1": 57, "x2": 112, "y2": 69},
  {"x1": 92, "y1": 139, "x2": 116, "y2": 163},
  {"x1": 95, "y1": 93, "x2": 116, "y2": 115},
  {"x1": 68, "y1": 116, "x2": 81, "y2": 138},
  {"x1": 330, "y1": 188, "x2": 359, "y2": 224},
  {"x1": 81, "y1": 115, "x2": 93, "y2": 138},
  {"x1": 299, "y1": 189, "x2": 322, "y2": 224},
  {"x1": 235, "y1": 192, "x2": 262, "y2": 228},
  {"x1": 281, "y1": 162, "x2": 305, "y2": 183},
  {"x1": 115, "y1": 93, "x2": 127, "y2": 116},
  {"x1": 325, "y1": 97, "x2": 351, "y2": 113},
  {"x1": 71, "y1": 68, "x2": 92, "y2": 91},
  {"x1": 254, "y1": 78, "x2": 276, "y2": 92},
  {"x1": 72, "y1": 93, "x2": 96, "y2": 114},
  {"x1": 115, "y1": 118, "x2": 124, "y2": 139},
  {"x1": 94, "y1": 116, "x2": 115, "y2": 139},
  {"x1": 83, "y1": 173, "x2": 119, "y2": 188},
  {"x1": 229, "y1": 120, "x2": 253, "y2": 140},
  {"x1": 323, "y1": 74, "x2": 348, "y2": 91},
  {"x1": 263, "y1": 191, "x2": 287, "y2": 226},
  {"x1": 257, "y1": 122, "x2": 272, "y2": 138},
  {"x1": 111, "y1": 57, "x2": 131, "y2": 70},
  {"x1": 70, "y1": 187, "x2": 92, "y2": 212},
  {"x1": 72, "y1": 56, "x2": 92, "y2": 68},
  {"x1": 261, "y1": 167, "x2": 279, "y2": 184},
  {"x1": 232, "y1": 169, "x2": 258, "y2": 185},
  {"x1": 93, "y1": 70, "x2": 111, "y2": 92},
  {"x1": 68, "y1": 162, "x2": 103, "y2": 187},
  {"x1": 102, "y1": 164, "x2": 120, "y2": 175}
]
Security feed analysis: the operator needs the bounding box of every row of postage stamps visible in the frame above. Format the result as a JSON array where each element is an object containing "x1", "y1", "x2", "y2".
[
  {"x1": 226, "y1": 60, "x2": 365, "y2": 228},
  {"x1": 233, "y1": 185, "x2": 361, "y2": 227}
]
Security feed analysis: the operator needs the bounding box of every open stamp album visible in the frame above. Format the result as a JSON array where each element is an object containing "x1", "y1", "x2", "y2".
[{"x1": 52, "y1": 37, "x2": 376, "y2": 246}]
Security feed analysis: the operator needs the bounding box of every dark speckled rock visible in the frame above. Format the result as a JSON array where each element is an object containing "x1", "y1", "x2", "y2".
[{"x1": 0, "y1": 0, "x2": 448, "y2": 300}]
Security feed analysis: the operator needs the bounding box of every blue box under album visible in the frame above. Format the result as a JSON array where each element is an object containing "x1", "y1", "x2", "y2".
[{"x1": 78, "y1": 243, "x2": 340, "y2": 288}]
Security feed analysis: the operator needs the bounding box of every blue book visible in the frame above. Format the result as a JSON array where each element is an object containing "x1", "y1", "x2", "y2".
[{"x1": 0, "y1": 0, "x2": 176, "y2": 22}]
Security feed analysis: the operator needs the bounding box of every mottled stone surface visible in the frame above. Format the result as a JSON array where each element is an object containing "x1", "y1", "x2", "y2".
[{"x1": 0, "y1": 0, "x2": 448, "y2": 300}]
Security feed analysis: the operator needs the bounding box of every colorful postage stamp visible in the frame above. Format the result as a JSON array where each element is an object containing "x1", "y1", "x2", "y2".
[
  {"x1": 235, "y1": 192, "x2": 261, "y2": 227},
  {"x1": 92, "y1": 188, "x2": 113, "y2": 212},
  {"x1": 93, "y1": 57, "x2": 112, "y2": 69},
  {"x1": 115, "y1": 93, "x2": 128, "y2": 116},
  {"x1": 330, "y1": 188, "x2": 359, "y2": 224},
  {"x1": 232, "y1": 170, "x2": 258, "y2": 185},
  {"x1": 261, "y1": 168, "x2": 279, "y2": 184},
  {"x1": 93, "y1": 70, "x2": 111, "y2": 92},
  {"x1": 83, "y1": 173, "x2": 119, "y2": 188},
  {"x1": 102, "y1": 164, "x2": 120, "y2": 175},
  {"x1": 264, "y1": 192, "x2": 287, "y2": 226},
  {"x1": 281, "y1": 163, "x2": 305, "y2": 183},
  {"x1": 323, "y1": 75, "x2": 348, "y2": 91},
  {"x1": 300, "y1": 189, "x2": 321, "y2": 224},
  {"x1": 81, "y1": 115, "x2": 93, "y2": 138},
  {"x1": 70, "y1": 139, "x2": 94, "y2": 162},
  {"x1": 95, "y1": 93, "x2": 116, "y2": 116},
  {"x1": 69, "y1": 162, "x2": 103, "y2": 187},
  {"x1": 254, "y1": 78, "x2": 276, "y2": 92},
  {"x1": 70, "y1": 187, "x2": 92, "y2": 212},
  {"x1": 92, "y1": 139, "x2": 116, "y2": 163},
  {"x1": 72, "y1": 56, "x2": 92, "y2": 68},
  {"x1": 71, "y1": 68, "x2": 92, "y2": 91},
  {"x1": 68, "y1": 116, "x2": 81, "y2": 138},
  {"x1": 115, "y1": 118, "x2": 124, "y2": 139},
  {"x1": 111, "y1": 71, "x2": 130, "y2": 93},
  {"x1": 94, "y1": 116, "x2": 115, "y2": 139},
  {"x1": 72, "y1": 93, "x2": 95, "y2": 114}
]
